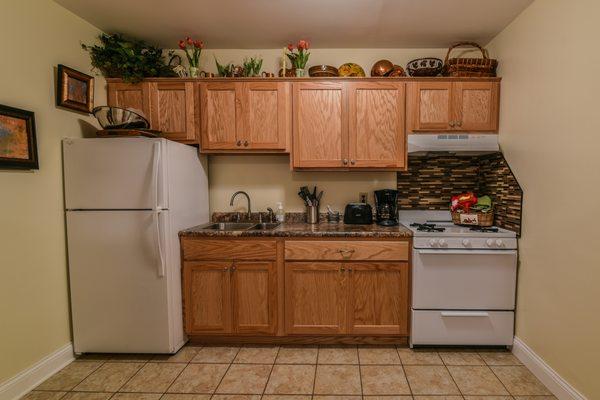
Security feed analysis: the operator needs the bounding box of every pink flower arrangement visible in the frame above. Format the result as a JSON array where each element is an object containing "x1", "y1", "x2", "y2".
[{"x1": 286, "y1": 40, "x2": 311, "y2": 69}]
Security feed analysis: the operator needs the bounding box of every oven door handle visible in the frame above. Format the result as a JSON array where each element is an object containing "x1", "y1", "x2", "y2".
[
  {"x1": 441, "y1": 311, "x2": 490, "y2": 318},
  {"x1": 416, "y1": 249, "x2": 517, "y2": 255}
]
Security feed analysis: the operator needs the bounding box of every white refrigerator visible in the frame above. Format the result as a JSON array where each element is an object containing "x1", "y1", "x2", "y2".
[{"x1": 63, "y1": 137, "x2": 209, "y2": 354}]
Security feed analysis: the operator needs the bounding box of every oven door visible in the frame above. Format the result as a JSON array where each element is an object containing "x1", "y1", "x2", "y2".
[{"x1": 412, "y1": 249, "x2": 517, "y2": 310}]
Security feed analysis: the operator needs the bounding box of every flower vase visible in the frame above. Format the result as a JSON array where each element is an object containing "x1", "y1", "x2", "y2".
[
  {"x1": 189, "y1": 66, "x2": 199, "y2": 78},
  {"x1": 295, "y1": 68, "x2": 307, "y2": 77}
]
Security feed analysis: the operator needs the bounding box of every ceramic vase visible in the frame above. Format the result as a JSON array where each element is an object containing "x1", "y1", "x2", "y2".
[
  {"x1": 189, "y1": 66, "x2": 199, "y2": 78},
  {"x1": 295, "y1": 68, "x2": 307, "y2": 77}
]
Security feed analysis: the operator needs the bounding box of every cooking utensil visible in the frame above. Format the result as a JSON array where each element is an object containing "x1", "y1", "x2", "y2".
[
  {"x1": 370, "y1": 59, "x2": 394, "y2": 77},
  {"x1": 406, "y1": 58, "x2": 443, "y2": 77}
]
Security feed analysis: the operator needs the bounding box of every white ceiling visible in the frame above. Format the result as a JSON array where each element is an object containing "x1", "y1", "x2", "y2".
[{"x1": 56, "y1": 0, "x2": 532, "y2": 49}]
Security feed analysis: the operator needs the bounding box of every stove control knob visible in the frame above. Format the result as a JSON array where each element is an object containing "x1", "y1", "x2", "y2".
[
  {"x1": 486, "y1": 239, "x2": 494, "y2": 247},
  {"x1": 429, "y1": 239, "x2": 438, "y2": 247},
  {"x1": 495, "y1": 239, "x2": 504, "y2": 247},
  {"x1": 462, "y1": 239, "x2": 470, "y2": 247},
  {"x1": 439, "y1": 239, "x2": 447, "y2": 247}
]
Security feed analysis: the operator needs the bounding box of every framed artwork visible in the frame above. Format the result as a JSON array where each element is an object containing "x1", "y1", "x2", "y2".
[
  {"x1": 56, "y1": 64, "x2": 94, "y2": 113},
  {"x1": 0, "y1": 104, "x2": 38, "y2": 169}
]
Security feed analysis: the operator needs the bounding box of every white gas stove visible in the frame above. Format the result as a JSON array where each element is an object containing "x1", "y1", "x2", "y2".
[{"x1": 399, "y1": 210, "x2": 518, "y2": 348}]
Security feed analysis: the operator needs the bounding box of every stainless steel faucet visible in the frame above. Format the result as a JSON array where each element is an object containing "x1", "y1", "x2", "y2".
[{"x1": 230, "y1": 191, "x2": 252, "y2": 220}]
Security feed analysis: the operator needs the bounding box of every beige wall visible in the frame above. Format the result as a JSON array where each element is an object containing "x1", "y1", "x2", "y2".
[
  {"x1": 487, "y1": 0, "x2": 600, "y2": 397},
  {"x1": 0, "y1": 0, "x2": 105, "y2": 384},
  {"x1": 199, "y1": 48, "x2": 449, "y2": 213}
]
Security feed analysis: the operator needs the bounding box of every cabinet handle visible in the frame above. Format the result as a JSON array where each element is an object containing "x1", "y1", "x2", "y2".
[
  {"x1": 457, "y1": 120, "x2": 462, "y2": 127},
  {"x1": 236, "y1": 140, "x2": 242, "y2": 146},
  {"x1": 243, "y1": 140, "x2": 249, "y2": 147},
  {"x1": 342, "y1": 159, "x2": 349, "y2": 165},
  {"x1": 449, "y1": 121, "x2": 456, "y2": 127},
  {"x1": 350, "y1": 160, "x2": 356, "y2": 165}
]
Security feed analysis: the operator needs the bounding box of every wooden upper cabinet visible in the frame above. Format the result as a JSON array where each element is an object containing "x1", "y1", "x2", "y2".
[
  {"x1": 408, "y1": 81, "x2": 499, "y2": 132},
  {"x1": 232, "y1": 261, "x2": 277, "y2": 334},
  {"x1": 284, "y1": 262, "x2": 346, "y2": 334},
  {"x1": 292, "y1": 82, "x2": 347, "y2": 168},
  {"x1": 348, "y1": 82, "x2": 406, "y2": 169},
  {"x1": 184, "y1": 261, "x2": 232, "y2": 334},
  {"x1": 148, "y1": 81, "x2": 196, "y2": 142},
  {"x1": 347, "y1": 262, "x2": 409, "y2": 335},
  {"x1": 107, "y1": 82, "x2": 150, "y2": 118},
  {"x1": 199, "y1": 82, "x2": 289, "y2": 152},
  {"x1": 407, "y1": 82, "x2": 453, "y2": 131},
  {"x1": 240, "y1": 82, "x2": 289, "y2": 150},
  {"x1": 453, "y1": 82, "x2": 499, "y2": 131}
]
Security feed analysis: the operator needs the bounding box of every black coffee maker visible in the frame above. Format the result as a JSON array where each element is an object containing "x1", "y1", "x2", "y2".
[{"x1": 374, "y1": 189, "x2": 399, "y2": 226}]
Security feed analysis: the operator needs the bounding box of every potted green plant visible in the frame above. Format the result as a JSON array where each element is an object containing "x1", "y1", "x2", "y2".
[
  {"x1": 287, "y1": 40, "x2": 310, "y2": 77},
  {"x1": 82, "y1": 34, "x2": 174, "y2": 83},
  {"x1": 178, "y1": 37, "x2": 204, "y2": 77},
  {"x1": 242, "y1": 57, "x2": 263, "y2": 77}
]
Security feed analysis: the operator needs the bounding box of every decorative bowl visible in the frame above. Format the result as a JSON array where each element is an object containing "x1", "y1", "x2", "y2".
[
  {"x1": 406, "y1": 58, "x2": 443, "y2": 77},
  {"x1": 387, "y1": 65, "x2": 406, "y2": 77},
  {"x1": 338, "y1": 63, "x2": 366, "y2": 77},
  {"x1": 370, "y1": 59, "x2": 394, "y2": 77},
  {"x1": 92, "y1": 106, "x2": 149, "y2": 130},
  {"x1": 309, "y1": 65, "x2": 338, "y2": 77}
]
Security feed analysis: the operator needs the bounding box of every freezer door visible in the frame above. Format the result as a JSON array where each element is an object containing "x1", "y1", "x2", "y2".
[
  {"x1": 67, "y1": 210, "x2": 173, "y2": 353},
  {"x1": 63, "y1": 137, "x2": 167, "y2": 210}
]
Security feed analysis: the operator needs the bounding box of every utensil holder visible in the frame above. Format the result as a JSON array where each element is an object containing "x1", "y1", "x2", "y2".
[{"x1": 307, "y1": 205, "x2": 319, "y2": 224}]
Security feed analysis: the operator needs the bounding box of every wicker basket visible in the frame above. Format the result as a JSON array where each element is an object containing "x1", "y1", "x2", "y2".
[
  {"x1": 451, "y1": 210, "x2": 494, "y2": 227},
  {"x1": 442, "y1": 42, "x2": 498, "y2": 77}
]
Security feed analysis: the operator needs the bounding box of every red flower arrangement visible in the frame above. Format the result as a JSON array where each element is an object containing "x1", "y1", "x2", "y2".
[
  {"x1": 286, "y1": 39, "x2": 311, "y2": 70},
  {"x1": 178, "y1": 36, "x2": 204, "y2": 69}
]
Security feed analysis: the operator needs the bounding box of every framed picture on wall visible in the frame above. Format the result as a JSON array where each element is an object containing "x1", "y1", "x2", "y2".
[
  {"x1": 56, "y1": 64, "x2": 94, "y2": 113},
  {"x1": 0, "y1": 104, "x2": 38, "y2": 170}
]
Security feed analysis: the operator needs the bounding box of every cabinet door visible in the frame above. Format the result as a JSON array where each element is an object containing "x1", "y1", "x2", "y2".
[
  {"x1": 200, "y1": 82, "x2": 240, "y2": 150},
  {"x1": 184, "y1": 262, "x2": 232, "y2": 334},
  {"x1": 107, "y1": 82, "x2": 150, "y2": 117},
  {"x1": 232, "y1": 261, "x2": 277, "y2": 334},
  {"x1": 285, "y1": 262, "x2": 346, "y2": 334},
  {"x1": 453, "y1": 82, "x2": 499, "y2": 131},
  {"x1": 239, "y1": 82, "x2": 289, "y2": 150},
  {"x1": 149, "y1": 82, "x2": 196, "y2": 142},
  {"x1": 407, "y1": 82, "x2": 453, "y2": 131},
  {"x1": 292, "y1": 82, "x2": 347, "y2": 168},
  {"x1": 348, "y1": 82, "x2": 406, "y2": 169},
  {"x1": 347, "y1": 262, "x2": 409, "y2": 335}
]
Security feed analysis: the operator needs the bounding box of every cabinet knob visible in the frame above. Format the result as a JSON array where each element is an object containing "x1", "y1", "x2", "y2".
[
  {"x1": 449, "y1": 121, "x2": 456, "y2": 127},
  {"x1": 342, "y1": 159, "x2": 349, "y2": 165},
  {"x1": 236, "y1": 140, "x2": 242, "y2": 146},
  {"x1": 348, "y1": 268, "x2": 353, "y2": 272},
  {"x1": 350, "y1": 159, "x2": 356, "y2": 165},
  {"x1": 243, "y1": 140, "x2": 249, "y2": 147},
  {"x1": 457, "y1": 121, "x2": 462, "y2": 127},
  {"x1": 340, "y1": 266, "x2": 345, "y2": 272},
  {"x1": 231, "y1": 265, "x2": 236, "y2": 271}
]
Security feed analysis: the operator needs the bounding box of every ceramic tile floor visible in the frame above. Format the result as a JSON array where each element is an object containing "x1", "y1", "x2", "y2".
[{"x1": 23, "y1": 345, "x2": 556, "y2": 400}]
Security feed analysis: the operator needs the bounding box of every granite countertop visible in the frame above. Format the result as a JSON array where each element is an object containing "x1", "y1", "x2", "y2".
[{"x1": 180, "y1": 221, "x2": 413, "y2": 238}]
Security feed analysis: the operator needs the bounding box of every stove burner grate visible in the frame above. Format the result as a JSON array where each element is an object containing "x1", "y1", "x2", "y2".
[
  {"x1": 469, "y1": 226, "x2": 499, "y2": 233},
  {"x1": 410, "y1": 223, "x2": 446, "y2": 232}
]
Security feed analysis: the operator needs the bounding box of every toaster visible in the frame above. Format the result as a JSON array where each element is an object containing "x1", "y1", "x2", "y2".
[{"x1": 343, "y1": 203, "x2": 373, "y2": 224}]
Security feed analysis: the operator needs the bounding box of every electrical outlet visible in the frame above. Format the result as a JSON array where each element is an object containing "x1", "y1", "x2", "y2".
[{"x1": 359, "y1": 192, "x2": 368, "y2": 204}]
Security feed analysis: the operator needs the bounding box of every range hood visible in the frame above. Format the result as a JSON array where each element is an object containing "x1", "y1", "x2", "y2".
[{"x1": 408, "y1": 133, "x2": 499, "y2": 155}]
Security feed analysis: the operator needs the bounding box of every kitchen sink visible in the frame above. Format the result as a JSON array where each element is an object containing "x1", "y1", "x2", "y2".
[
  {"x1": 201, "y1": 222, "x2": 257, "y2": 231},
  {"x1": 248, "y1": 222, "x2": 281, "y2": 231},
  {"x1": 200, "y1": 222, "x2": 280, "y2": 231}
]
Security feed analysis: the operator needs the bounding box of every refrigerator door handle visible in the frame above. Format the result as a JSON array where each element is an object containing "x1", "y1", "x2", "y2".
[
  {"x1": 154, "y1": 210, "x2": 166, "y2": 278},
  {"x1": 152, "y1": 141, "x2": 162, "y2": 211}
]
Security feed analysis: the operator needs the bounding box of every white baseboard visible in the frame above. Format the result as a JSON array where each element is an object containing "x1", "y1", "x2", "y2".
[
  {"x1": 512, "y1": 336, "x2": 587, "y2": 400},
  {"x1": 0, "y1": 343, "x2": 75, "y2": 400}
]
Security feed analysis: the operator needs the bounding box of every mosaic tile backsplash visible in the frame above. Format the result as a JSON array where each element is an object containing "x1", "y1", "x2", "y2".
[{"x1": 397, "y1": 152, "x2": 523, "y2": 235}]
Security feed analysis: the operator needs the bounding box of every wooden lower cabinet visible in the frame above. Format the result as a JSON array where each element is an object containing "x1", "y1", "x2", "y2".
[
  {"x1": 284, "y1": 262, "x2": 346, "y2": 334},
  {"x1": 347, "y1": 263, "x2": 409, "y2": 335},
  {"x1": 284, "y1": 261, "x2": 409, "y2": 335},
  {"x1": 183, "y1": 260, "x2": 277, "y2": 335},
  {"x1": 184, "y1": 261, "x2": 231, "y2": 334}
]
